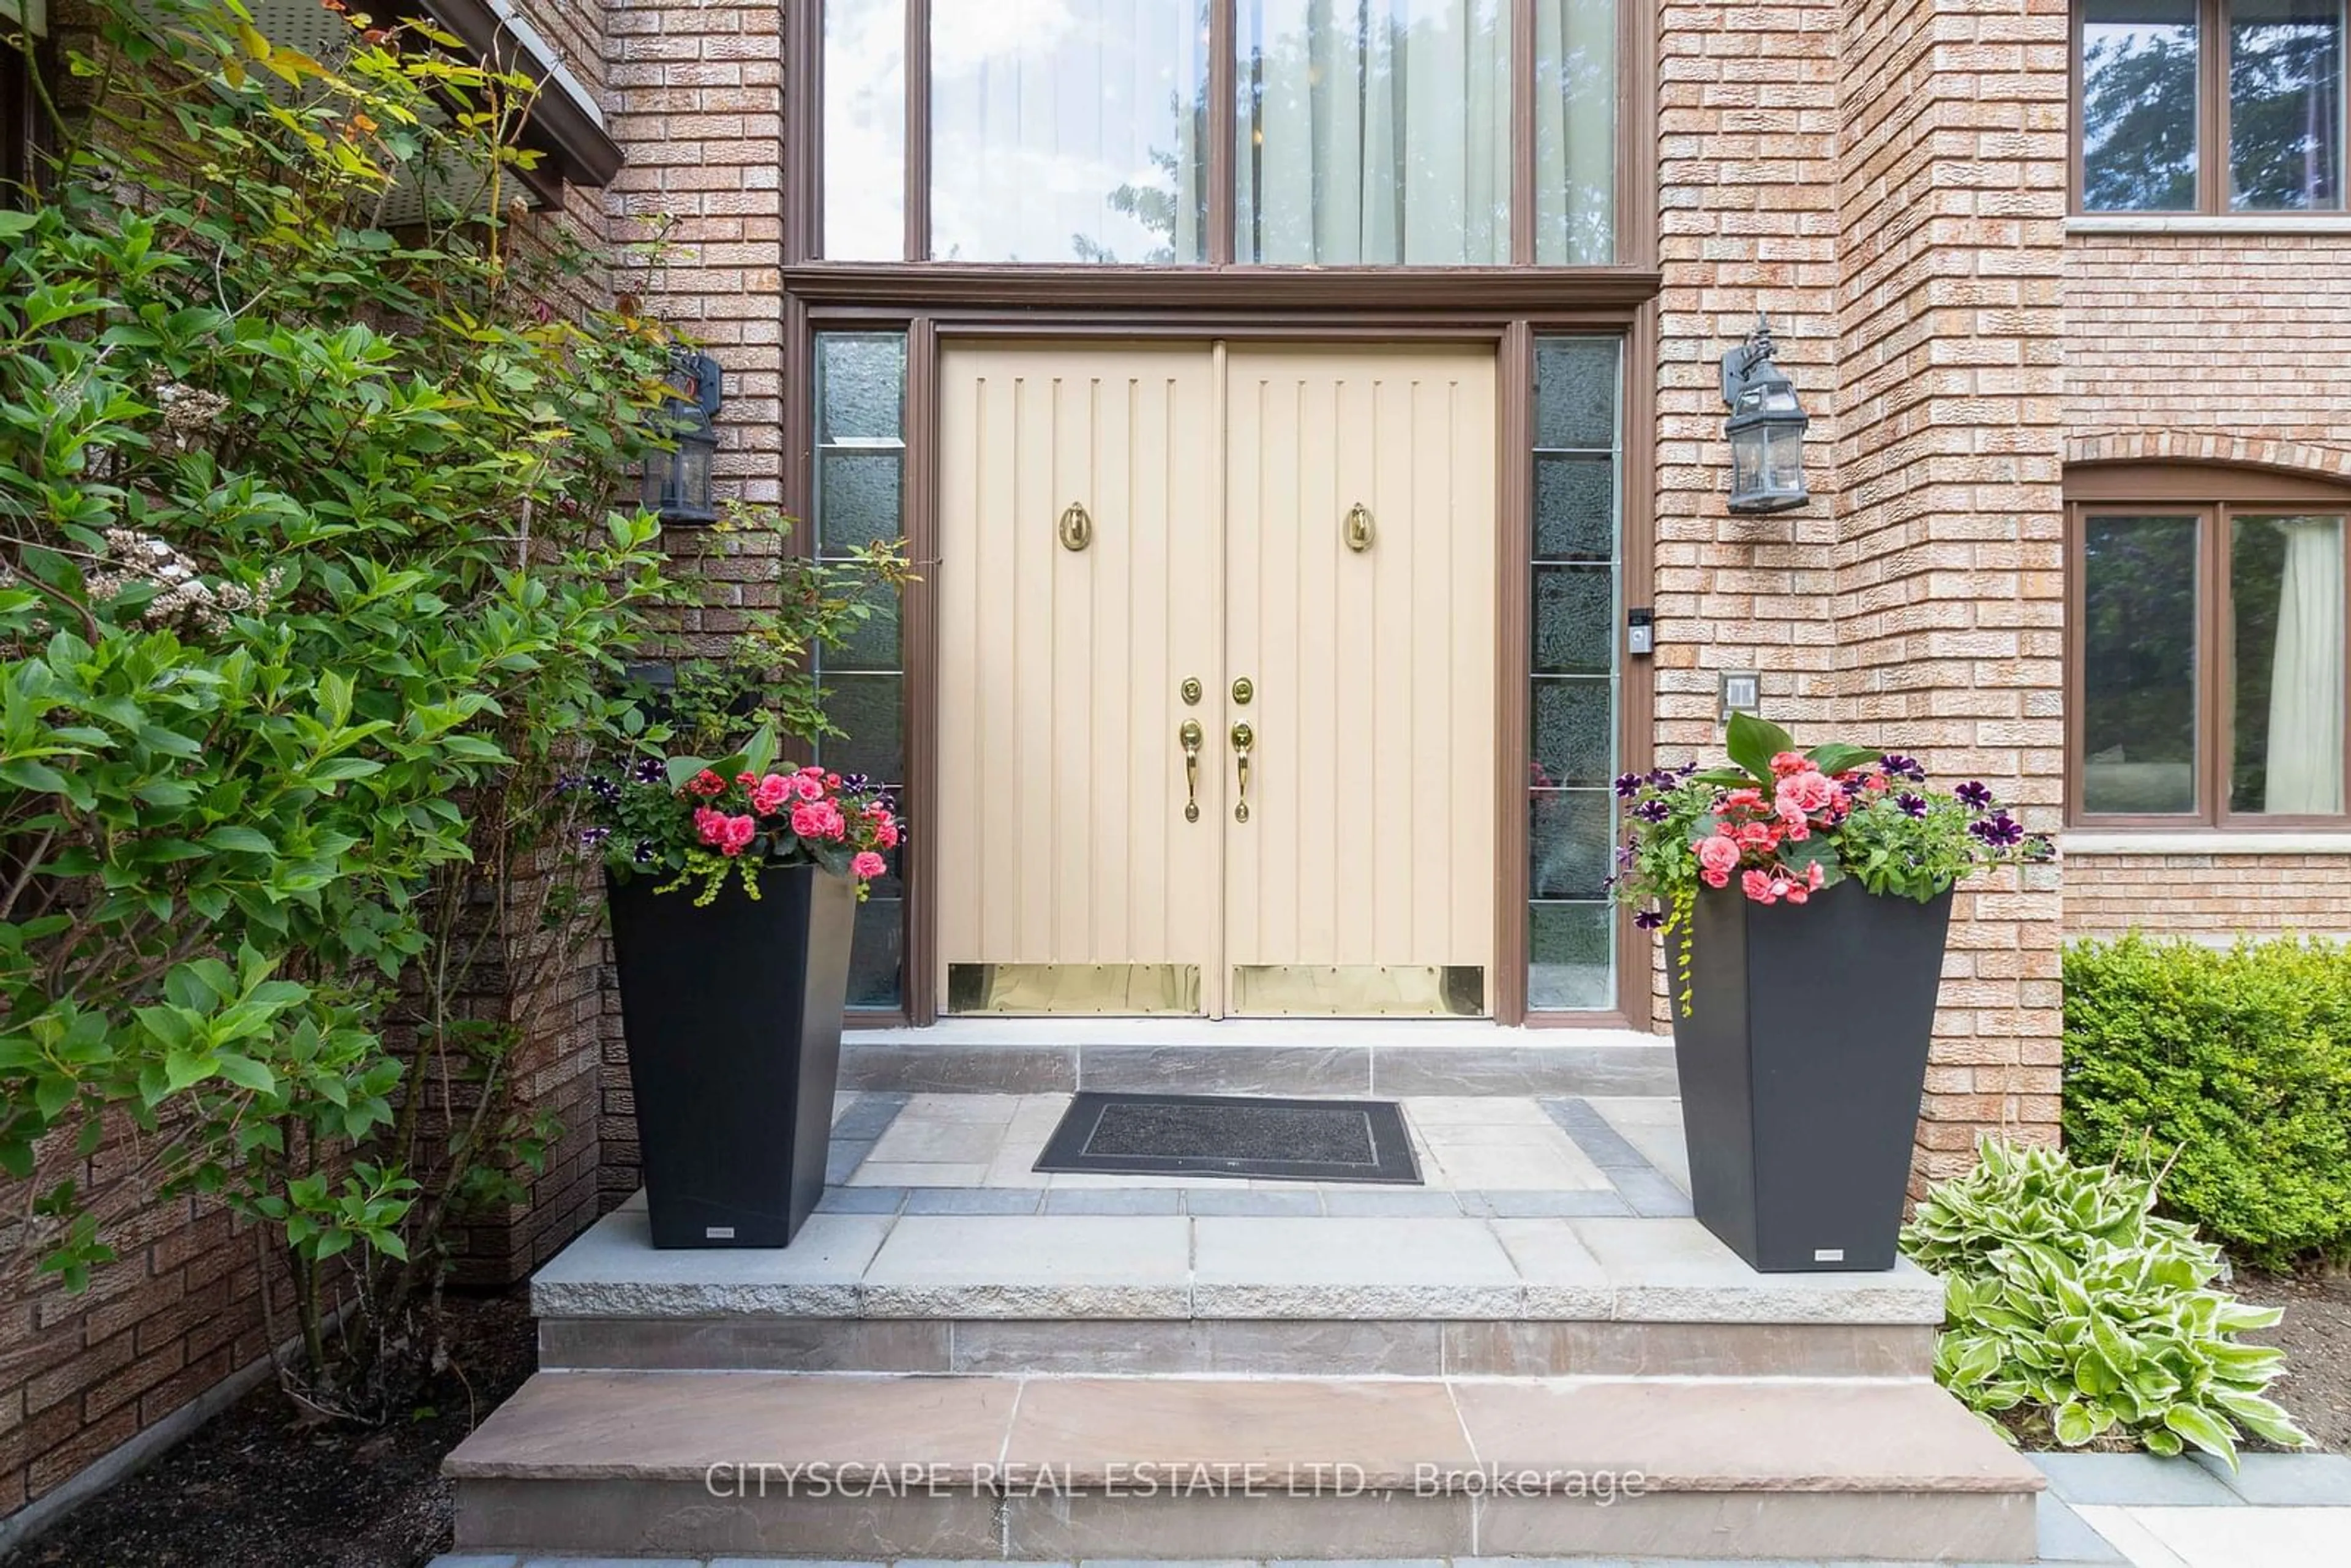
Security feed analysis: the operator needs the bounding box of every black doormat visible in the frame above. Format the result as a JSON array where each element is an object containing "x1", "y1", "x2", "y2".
[{"x1": 1034, "y1": 1092, "x2": 1422, "y2": 1184}]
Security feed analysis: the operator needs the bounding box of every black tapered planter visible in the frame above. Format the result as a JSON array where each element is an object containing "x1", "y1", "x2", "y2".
[
  {"x1": 1673, "y1": 880, "x2": 1953, "y2": 1272},
  {"x1": 606, "y1": 864, "x2": 856, "y2": 1248}
]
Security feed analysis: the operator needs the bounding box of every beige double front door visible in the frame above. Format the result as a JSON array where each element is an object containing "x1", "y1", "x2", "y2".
[{"x1": 936, "y1": 342, "x2": 1496, "y2": 1018}]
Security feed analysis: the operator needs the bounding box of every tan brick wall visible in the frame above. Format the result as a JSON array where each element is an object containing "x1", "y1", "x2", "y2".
[
  {"x1": 1825, "y1": 0, "x2": 2070, "y2": 1181},
  {"x1": 2066, "y1": 233, "x2": 2351, "y2": 468},
  {"x1": 2064, "y1": 852, "x2": 2351, "y2": 944}
]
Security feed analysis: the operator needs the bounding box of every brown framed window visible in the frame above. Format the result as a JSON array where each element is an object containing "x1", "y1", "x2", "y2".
[
  {"x1": 816, "y1": 0, "x2": 1622, "y2": 264},
  {"x1": 2075, "y1": 0, "x2": 2347, "y2": 213},
  {"x1": 2070, "y1": 486, "x2": 2351, "y2": 827}
]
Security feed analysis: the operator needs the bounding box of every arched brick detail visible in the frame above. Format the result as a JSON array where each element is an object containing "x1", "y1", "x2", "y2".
[{"x1": 2066, "y1": 430, "x2": 2351, "y2": 482}]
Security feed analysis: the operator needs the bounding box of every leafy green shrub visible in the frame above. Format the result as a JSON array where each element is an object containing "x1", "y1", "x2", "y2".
[
  {"x1": 0, "y1": 1, "x2": 682, "y2": 1412},
  {"x1": 1903, "y1": 1139, "x2": 2308, "y2": 1465},
  {"x1": 2063, "y1": 934, "x2": 2351, "y2": 1267}
]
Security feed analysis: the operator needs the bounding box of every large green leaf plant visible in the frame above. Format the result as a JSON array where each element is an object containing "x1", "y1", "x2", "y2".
[{"x1": 0, "y1": 0, "x2": 683, "y2": 1412}]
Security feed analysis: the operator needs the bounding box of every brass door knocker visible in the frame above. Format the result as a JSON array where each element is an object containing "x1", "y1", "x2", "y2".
[
  {"x1": 1343, "y1": 501, "x2": 1374, "y2": 553},
  {"x1": 1059, "y1": 501, "x2": 1093, "y2": 552}
]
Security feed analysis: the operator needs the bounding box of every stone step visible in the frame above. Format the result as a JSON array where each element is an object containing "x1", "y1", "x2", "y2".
[
  {"x1": 532, "y1": 1208, "x2": 1948, "y2": 1337},
  {"x1": 839, "y1": 1026, "x2": 1676, "y2": 1098},
  {"x1": 539, "y1": 1313, "x2": 1937, "y2": 1379},
  {"x1": 445, "y1": 1371, "x2": 2042, "y2": 1562}
]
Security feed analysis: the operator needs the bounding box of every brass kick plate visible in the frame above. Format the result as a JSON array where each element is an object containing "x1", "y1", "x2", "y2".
[{"x1": 947, "y1": 963, "x2": 1202, "y2": 1016}]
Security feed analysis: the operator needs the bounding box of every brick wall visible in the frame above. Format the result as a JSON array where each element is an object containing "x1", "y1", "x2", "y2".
[
  {"x1": 596, "y1": 0, "x2": 790, "y2": 1204},
  {"x1": 2064, "y1": 851, "x2": 2351, "y2": 944},
  {"x1": 2066, "y1": 232, "x2": 2351, "y2": 468},
  {"x1": 1826, "y1": 0, "x2": 2071, "y2": 1182}
]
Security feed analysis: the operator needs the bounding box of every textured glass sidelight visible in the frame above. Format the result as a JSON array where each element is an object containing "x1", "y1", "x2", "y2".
[
  {"x1": 929, "y1": 0, "x2": 1209, "y2": 262},
  {"x1": 823, "y1": 0, "x2": 909, "y2": 258},
  {"x1": 1527, "y1": 336, "x2": 1621, "y2": 1012},
  {"x1": 2080, "y1": 514, "x2": 2200, "y2": 816},
  {"x1": 814, "y1": 333, "x2": 911, "y2": 1008}
]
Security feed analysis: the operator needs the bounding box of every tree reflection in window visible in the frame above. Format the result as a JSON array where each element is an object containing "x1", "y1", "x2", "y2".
[
  {"x1": 2082, "y1": 0, "x2": 2202, "y2": 211},
  {"x1": 2230, "y1": 0, "x2": 2344, "y2": 209}
]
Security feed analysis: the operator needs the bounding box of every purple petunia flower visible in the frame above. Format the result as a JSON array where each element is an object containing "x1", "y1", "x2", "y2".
[
  {"x1": 1968, "y1": 812, "x2": 2025, "y2": 849},
  {"x1": 1616, "y1": 843, "x2": 1638, "y2": 868},
  {"x1": 1645, "y1": 768, "x2": 1677, "y2": 789},
  {"x1": 632, "y1": 838, "x2": 657, "y2": 864},
  {"x1": 1614, "y1": 772, "x2": 1644, "y2": 799},
  {"x1": 1839, "y1": 775, "x2": 1867, "y2": 798},
  {"x1": 580, "y1": 825, "x2": 612, "y2": 847},
  {"x1": 1634, "y1": 798, "x2": 1671, "y2": 822},
  {"x1": 1676, "y1": 760, "x2": 1699, "y2": 776},
  {"x1": 588, "y1": 775, "x2": 623, "y2": 804},
  {"x1": 632, "y1": 757, "x2": 664, "y2": 784},
  {"x1": 842, "y1": 773, "x2": 871, "y2": 792},
  {"x1": 1634, "y1": 909, "x2": 1665, "y2": 929},
  {"x1": 555, "y1": 773, "x2": 583, "y2": 794},
  {"x1": 1878, "y1": 753, "x2": 1926, "y2": 782},
  {"x1": 1897, "y1": 792, "x2": 1929, "y2": 818},
  {"x1": 1954, "y1": 781, "x2": 1995, "y2": 810}
]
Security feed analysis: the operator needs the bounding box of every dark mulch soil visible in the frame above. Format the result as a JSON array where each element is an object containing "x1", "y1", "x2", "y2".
[
  {"x1": 20, "y1": 1289, "x2": 535, "y2": 1568},
  {"x1": 2237, "y1": 1264, "x2": 2351, "y2": 1454}
]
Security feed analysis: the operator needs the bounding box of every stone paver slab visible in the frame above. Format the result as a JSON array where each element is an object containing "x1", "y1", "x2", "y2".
[
  {"x1": 1485, "y1": 1218, "x2": 1613, "y2": 1315},
  {"x1": 443, "y1": 1371, "x2": 1021, "y2": 1481},
  {"x1": 1567, "y1": 1216, "x2": 1944, "y2": 1322},
  {"x1": 2191, "y1": 1450, "x2": 2351, "y2": 1505},
  {"x1": 2088, "y1": 1504, "x2": 2351, "y2": 1567},
  {"x1": 1190, "y1": 1217, "x2": 1521, "y2": 1316},
  {"x1": 529, "y1": 1209, "x2": 888, "y2": 1317},
  {"x1": 2038, "y1": 1491, "x2": 2132, "y2": 1561},
  {"x1": 2032, "y1": 1450, "x2": 2244, "y2": 1507},
  {"x1": 1450, "y1": 1378, "x2": 2045, "y2": 1491},
  {"x1": 861, "y1": 1215, "x2": 1192, "y2": 1316},
  {"x1": 1008, "y1": 1378, "x2": 1474, "y2": 1488}
]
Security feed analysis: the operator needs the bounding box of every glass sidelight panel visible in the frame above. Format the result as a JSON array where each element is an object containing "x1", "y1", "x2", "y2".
[
  {"x1": 929, "y1": 0, "x2": 1209, "y2": 261},
  {"x1": 1527, "y1": 336, "x2": 1621, "y2": 1013},
  {"x1": 2080, "y1": 513, "x2": 2200, "y2": 816},
  {"x1": 814, "y1": 332, "x2": 910, "y2": 1008},
  {"x1": 1237, "y1": 0, "x2": 1512, "y2": 263}
]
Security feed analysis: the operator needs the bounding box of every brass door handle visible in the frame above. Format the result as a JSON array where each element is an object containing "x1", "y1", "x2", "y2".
[
  {"x1": 1231, "y1": 722, "x2": 1253, "y2": 822},
  {"x1": 1180, "y1": 720, "x2": 1203, "y2": 822}
]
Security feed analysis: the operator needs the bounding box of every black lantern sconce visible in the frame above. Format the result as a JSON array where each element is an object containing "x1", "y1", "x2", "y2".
[
  {"x1": 1720, "y1": 315, "x2": 1809, "y2": 514},
  {"x1": 643, "y1": 350, "x2": 723, "y2": 526}
]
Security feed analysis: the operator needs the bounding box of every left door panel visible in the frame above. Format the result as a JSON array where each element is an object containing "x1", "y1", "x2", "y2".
[{"x1": 935, "y1": 343, "x2": 1223, "y2": 1013}]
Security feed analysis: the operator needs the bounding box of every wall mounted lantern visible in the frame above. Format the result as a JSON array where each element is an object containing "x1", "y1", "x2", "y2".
[
  {"x1": 1720, "y1": 315, "x2": 1809, "y2": 514},
  {"x1": 643, "y1": 350, "x2": 722, "y2": 525}
]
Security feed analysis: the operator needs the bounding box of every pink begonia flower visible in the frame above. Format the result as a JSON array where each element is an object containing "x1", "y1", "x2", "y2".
[
  {"x1": 1736, "y1": 820, "x2": 1778, "y2": 850},
  {"x1": 851, "y1": 850, "x2": 887, "y2": 879},
  {"x1": 1779, "y1": 813, "x2": 1810, "y2": 841},
  {"x1": 794, "y1": 772, "x2": 827, "y2": 801},
  {"x1": 790, "y1": 800, "x2": 847, "y2": 840},
  {"x1": 1722, "y1": 787, "x2": 1765, "y2": 811},
  {"x1": 1741, "y1": 869, "x2": 1775, "y2": 902},
  {"x1": 1775, "y1": 769, "x2": 1835, "y2": 817},
  {"x1": 1782, "y1": 882, "x2": 1809, "y2": 905},
  {"x1": 694, "y1": 806, "x2": 729, "y2": 847},
  {"x1": 875, "y1": 820, "x2": 900, "y2": 849},
  {"x1": 1769, "y1": 751, "x2": 1809, "y2": 778},
  {"x1": 749, "y1": 773, "x2": 793, "y2": 815},
  {"x1": 1807, "y1": 862, "x2": 1826, "y2": 890},
  {"x1": 1695, "y1": 835, "x2": 1741, "y2": 879},
  {"x1": 718, "y1": 814, "x2": 757, "y2": 857},
  {"x1": 1701, "y1": 867, "x2": 1730, "y2": 889}
]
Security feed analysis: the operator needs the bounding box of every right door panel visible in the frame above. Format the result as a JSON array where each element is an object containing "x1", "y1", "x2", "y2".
[{"x1": 1221, "y1": 345, "x2": 1498, "y2": 1016}]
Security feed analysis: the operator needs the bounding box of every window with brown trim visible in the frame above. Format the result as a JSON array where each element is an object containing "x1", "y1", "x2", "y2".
[
  {"x1": 2069, "y1": 475, "x2": 2351, "y2": 827},
  {"x1": 2075, "y1": 0, "x2": 2347, "y2": 214},
  {"x1": 817, "y1": 0, "x2": 1622, "y2": 265}
]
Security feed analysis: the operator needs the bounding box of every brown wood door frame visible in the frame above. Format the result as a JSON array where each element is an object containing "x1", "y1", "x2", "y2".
[{"x1": 798, "y1": 302, "x2": 1656, "y2": 1030}]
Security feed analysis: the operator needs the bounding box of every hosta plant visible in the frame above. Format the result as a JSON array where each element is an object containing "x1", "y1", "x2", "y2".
[{"x1": 1901, "y1": 1138, "x2": 2309, "y2": 1465}]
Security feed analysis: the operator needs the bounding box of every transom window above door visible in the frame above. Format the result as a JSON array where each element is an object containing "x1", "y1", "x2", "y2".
[
  {"x1": 819, "y1": 0, "x2": 1619, "y2": 264},
  {"x1": 2076, "y1": 0, "x2": 2347, "y2": 212}
]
